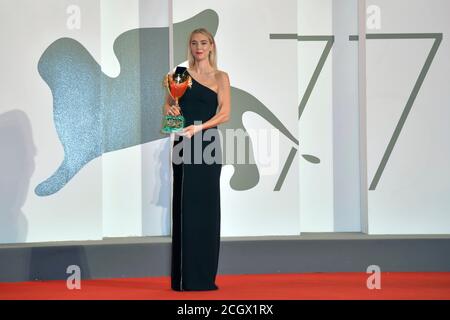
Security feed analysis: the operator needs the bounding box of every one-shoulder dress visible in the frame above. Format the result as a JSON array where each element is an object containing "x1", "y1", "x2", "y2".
[{"x1": 171, "y1": 70, "x2": 222, "y2": 291}]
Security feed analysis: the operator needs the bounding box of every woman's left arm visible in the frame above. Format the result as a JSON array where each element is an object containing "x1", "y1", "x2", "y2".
[{"x1": 182, "y1": 72, "x2": 231, "y2": 138}]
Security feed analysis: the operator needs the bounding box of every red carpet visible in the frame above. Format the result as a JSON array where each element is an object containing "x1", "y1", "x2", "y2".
[{"x1": 1, "y1": 272, "x2": 450, "y2": 300}]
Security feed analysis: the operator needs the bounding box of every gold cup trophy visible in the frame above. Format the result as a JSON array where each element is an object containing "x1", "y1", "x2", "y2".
[{"x1": 161, "y1": 67, "x2": 192, "y2": 134}]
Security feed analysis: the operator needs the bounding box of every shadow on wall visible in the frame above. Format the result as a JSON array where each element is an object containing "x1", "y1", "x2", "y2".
[
  {"x1": 0, "y1": 110, "x2": 36, "y2": 244},
  {"x1": 156, "y1": 139, "x2": 171, "y2": 235},
  {"x1": 141, "y1": 138, "x2": 171, "y2": 236}
]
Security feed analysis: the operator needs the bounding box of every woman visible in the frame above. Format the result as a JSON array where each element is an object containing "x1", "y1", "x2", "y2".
[{"x1": 164, "y1": 28, "x2": 231, "y2": 291}]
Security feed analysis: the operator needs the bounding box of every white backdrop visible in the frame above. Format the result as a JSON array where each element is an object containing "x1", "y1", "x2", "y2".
[
  {"x1": 100, "y1": 0, "x2": 171, "y2": 238},
  {"x1": 364, "y1": 0, "x2": 450, "y2": 233},
  {"x1": 0, "y1": 0, "x2": 300, "y2": 244},
  {"x1": 298, "y1": 0, "x2": 360, "y2": 232},
  {"x1": 0, "y1": 0, "x2": 103, "y2": 243},
  {"x1": 174, "y1": 0, "x2": 300, "y2": 236},
  {"x1": 1, "y1": 0, "x2": 450, "y2": 244},
  {"x1": 298, "y1": 0, "x2": 335, "y2": 232}
]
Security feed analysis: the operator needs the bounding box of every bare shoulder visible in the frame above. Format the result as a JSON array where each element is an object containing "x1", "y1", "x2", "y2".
[{"x1": 215, "y1": 70, "x2": 230, "y2": 85}]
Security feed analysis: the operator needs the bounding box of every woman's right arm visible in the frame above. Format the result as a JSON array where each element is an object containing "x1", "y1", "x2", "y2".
[
  {"x1": 163, "y1": 92, "x2": 181, "y2": 116},
  {"x1": 163, "y1": 93, "x2": 173, "y2": 115},
  {"x1": 163, "y1": 72, "x2": 181, "y2": 116}
]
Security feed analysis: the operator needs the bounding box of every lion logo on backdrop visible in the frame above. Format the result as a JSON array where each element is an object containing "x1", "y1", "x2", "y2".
[
  {"x1": 35, "y1": 9, "x2": 302, "y2": 196},
  {"x1": 35, "y1": 8, "x2": 441, "y2": 196}
]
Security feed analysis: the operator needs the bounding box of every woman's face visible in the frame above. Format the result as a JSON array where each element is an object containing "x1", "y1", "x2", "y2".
[{"x1": 190, "y1": 33, "x2": 213, "y2": 62}]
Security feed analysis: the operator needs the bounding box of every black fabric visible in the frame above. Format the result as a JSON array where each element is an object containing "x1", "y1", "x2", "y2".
[
  {"x1": 171, "y1": 71, "x2": 222, "y2": 291},
  {"x1": 174, "y1": 66, "x2": 187, "y2": 75}
]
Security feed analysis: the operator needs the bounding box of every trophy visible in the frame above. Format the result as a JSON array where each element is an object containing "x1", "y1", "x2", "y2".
[{"x1": 161, "y1": 66, "x2": 192, "y2": 133}]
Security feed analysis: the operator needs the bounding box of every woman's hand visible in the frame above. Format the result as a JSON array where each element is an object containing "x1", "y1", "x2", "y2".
[
  {"x1": 180, "y1": 124, "x2": 203, "y2": 139},
  {"x1": 165, "y1": 104, "x2": 181, "y2": 116}
]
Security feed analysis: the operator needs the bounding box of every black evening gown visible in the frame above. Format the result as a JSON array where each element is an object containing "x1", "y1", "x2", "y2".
[{"x1": 171, "y1": 71, "x2": 222, "y2": 291}]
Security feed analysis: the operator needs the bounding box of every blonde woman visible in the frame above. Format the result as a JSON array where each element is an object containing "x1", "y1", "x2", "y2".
[{"x1": 164, "y1": 28, "x2": 231, "y2": 291}]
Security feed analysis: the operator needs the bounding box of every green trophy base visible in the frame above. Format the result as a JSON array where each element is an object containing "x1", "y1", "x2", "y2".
[{"x1": 161, "y1": 115, "x2": 185, "y2": 134}]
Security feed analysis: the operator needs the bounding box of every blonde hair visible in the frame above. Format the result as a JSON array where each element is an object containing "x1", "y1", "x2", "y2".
[{"x1": 187, "y1": 28, "x2": 217, "y2": 70}]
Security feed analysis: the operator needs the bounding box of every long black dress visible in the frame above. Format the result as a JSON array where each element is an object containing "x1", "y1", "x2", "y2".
[{"x1": 171, "y1": 70, "x2": 222, "y2": 291}]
